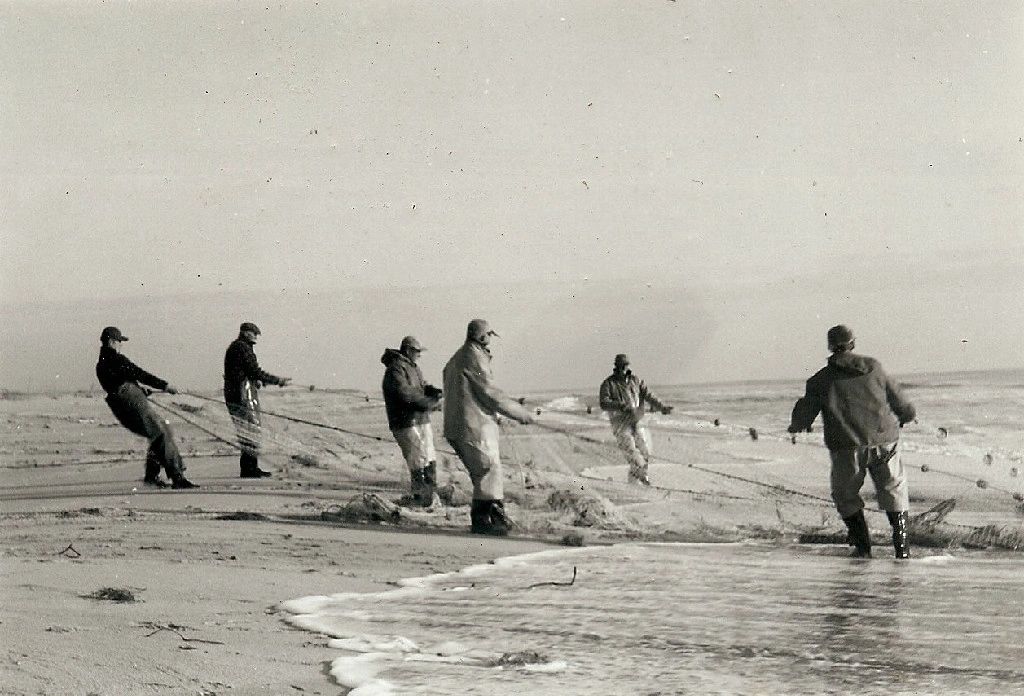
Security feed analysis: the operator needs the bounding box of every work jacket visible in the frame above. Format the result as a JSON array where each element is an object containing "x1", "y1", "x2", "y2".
[
  {"x1": 442, "y1": 341, "x2": 531, "y2": 445},
  {"x1": 789, "y1": 351, "x2": 916, "y2": 451},
  {"x1": 381, "y1": 348, "x2": 437, "y2": 430},
  {"x1": 96, "y1": 346, "x2": 168, "y2": 394},
  {"x1": 223, "y1": 337, "x2": 284, "y2": 405},
  {"x1": 599, "y1": 370, "x2": 665, "y2": 425}
]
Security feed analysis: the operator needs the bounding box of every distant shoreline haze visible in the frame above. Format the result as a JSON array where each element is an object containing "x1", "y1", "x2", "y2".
[{"x1": 1, "y1": 276, "x2": 1021, "y2": 393}]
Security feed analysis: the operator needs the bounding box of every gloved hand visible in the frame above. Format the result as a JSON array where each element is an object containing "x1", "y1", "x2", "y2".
[
  {"x1": 424, "y1": 385, "x2": 442, "y2": 399},
  {"x1": 164, "y1": 385, "x2": 179, "y2": 395},
  {"x1": 278, "y1": 377, "x2": 292, "y2": 387},
  {"x1": 660, "y1": 406, "x2": 674, "y2": 415}
]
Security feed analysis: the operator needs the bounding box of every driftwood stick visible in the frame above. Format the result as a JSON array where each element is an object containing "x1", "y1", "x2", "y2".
[{"x1": 525, "y1": 566, "x2": 577, "y2": 589}]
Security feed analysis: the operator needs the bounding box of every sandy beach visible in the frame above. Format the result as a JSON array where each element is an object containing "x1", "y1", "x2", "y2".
[
  {"x1": 3, "y1": 381, "x2": 1021, "y2": 695},
  {"x1": 1, "y1": 391, "x2": 558, "y2": 695}
]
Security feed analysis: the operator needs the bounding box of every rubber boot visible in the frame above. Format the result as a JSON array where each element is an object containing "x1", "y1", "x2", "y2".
[
  {"x1": 887, "y1": 510, "x2": 910, "y2": 559},
  {"x1": 422, "y1": 461, "x2": 437, "y2": 503},
  {"x1": 470, "y1": 500, "x2": 492, "y2": 534},
  {"x1": 240, "y1": 452, "x2": 271, "y2": 478},
  {"x1": 842, "y1": 510, "x2": 872, "y2": 558},
  {"x1": 487, "y1": 499, "x2": 512, "y2": 537},
  {"x1": 409, "y1": 468, "x2": 427, "y2": 506}
]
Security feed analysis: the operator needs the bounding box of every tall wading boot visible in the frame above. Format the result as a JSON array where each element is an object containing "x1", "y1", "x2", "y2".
[
  {"x1": 486, "y1": 499, "x2": 512, "y2": 537},
  {"x1": 887, "y1": 511, "x2": 910, "y2": 559},
  {"x1": 842, "y1": 510, "x2": 872, "y2": 558},
  {"x1": 470, "y1": 500, "x2": 492, "y2": 534},
  {"x1": 422, "y1": 461, "x2": 437, "y2": 505},
  {"x1": 240, "y1": 452, "x2": 271, "y2": 478},
  {"x1": 409, "y1": 468, "x2": 427, "y2": 506}
]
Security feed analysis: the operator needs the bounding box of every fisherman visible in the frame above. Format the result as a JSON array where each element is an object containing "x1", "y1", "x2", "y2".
[
  {"x1": 788, "y1": 325, "x2": 917, "y2": 559},
  {"x1": 223, "y1": 322, "x2": 291, "y2": 478},
  {"x1": 95, "y1": 326, "x2": 197, "y2": 489},
  {"x1": 442, "y1": 319, "x2": 534, "y2": 535},
  {"x1": 381, "y1": 335, "x2": 442, "y2": 506},
  {"x1": 599, "y1": 354, "x2": 673, "y2": 485}
]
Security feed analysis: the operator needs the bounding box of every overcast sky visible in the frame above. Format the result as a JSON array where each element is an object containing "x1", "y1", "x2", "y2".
[{"x1": 2, "y1": 1, "x2": 1021, "y2": 392}]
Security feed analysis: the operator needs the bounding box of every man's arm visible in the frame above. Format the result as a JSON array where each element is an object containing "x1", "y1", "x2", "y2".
[
  {"x1": 386, "y1": 366, "x2": 437, "y2": 411},
  {"x1": 788, "y1": 380, "x2": 822, "y2": 433},
  {"x1": 463, "y1": 352, "x2": 533, "y2": 424},
  {"x1": 599, "y1": 378, "x2": 623, "y2": 412},
  {"x1": 240, "y1": 344, "x2": 287, "y2": 386},
  {"x1": 640, "y1": 381, "x2": 669, "y2": 412},
  {"x1": 885, "y1": 374, "x2": 916, "y2": 425},
  {"x1": 119, "y1": 354, "x2": 169, "y2": 392}
]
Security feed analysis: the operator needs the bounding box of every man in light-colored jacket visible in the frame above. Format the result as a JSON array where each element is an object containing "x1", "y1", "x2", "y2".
[
  {"x1": 599, "y1": 354, "x2": 672, "y2": 485},
  {"x1": 443, "y1": 319, "x2": 534, "y2": 535},
  {"x1": 788, "y1": 325, "x2": 917, "y2": 559}
]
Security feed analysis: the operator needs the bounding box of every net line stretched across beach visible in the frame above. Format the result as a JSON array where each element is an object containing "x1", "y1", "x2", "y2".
[{"x1": 135, "y1": 385, "x2": 1024, "y2": 551}]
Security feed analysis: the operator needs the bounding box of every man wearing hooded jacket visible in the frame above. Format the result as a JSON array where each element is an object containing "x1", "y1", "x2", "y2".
[
  {"x1": 381, "y1": 335, "x2": 442, "y2": 506},
  {"x1": 788, "y1": 325, "x2": 917, "y2": 559},
  {"x1": 223, "y1": 322, "x2": 291, "y2": 478},
  {"x1": 442, "y1": 319, "x2": 533, "y2": 535}
]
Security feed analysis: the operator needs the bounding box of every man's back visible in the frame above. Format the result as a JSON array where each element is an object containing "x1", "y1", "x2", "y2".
[{"x1": 793, "y1": 351, "x2": 915, "y2": 450}]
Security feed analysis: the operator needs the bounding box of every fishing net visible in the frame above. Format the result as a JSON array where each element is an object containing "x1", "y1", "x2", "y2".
[{"x1": 24, "y1": 382, "x2": 1014, "y2": 553}]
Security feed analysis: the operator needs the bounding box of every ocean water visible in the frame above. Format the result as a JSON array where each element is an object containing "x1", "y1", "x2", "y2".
[
  {"x1": 283, "y1": 543, "x2": 1024, "y2": 696},
  {"x1": 283, "y1": 370, "x2": 1024, "y2": 695}
]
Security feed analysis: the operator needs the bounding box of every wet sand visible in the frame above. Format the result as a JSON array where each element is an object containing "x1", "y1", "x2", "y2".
[{"x1": 2, "y1": 389, "x2": 1016, "y2": 694}]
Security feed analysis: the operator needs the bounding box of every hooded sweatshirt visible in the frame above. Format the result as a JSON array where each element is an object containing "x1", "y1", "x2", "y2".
[
  {"x1": 381, "y1": 348, "x2": 437, "y2": 430},
  {"x1": 789, "y1": 351, "x2": 916, "y2": 451}
]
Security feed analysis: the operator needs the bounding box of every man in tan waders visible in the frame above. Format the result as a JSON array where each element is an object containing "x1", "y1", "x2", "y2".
[
  {"x1": 788, "y1": 325, "x2": 917, "y2": 559},
  {"x1": 442, "y1": 319, "x2": 534, "y2": 535},
  {"x1": 599, "y1": 354, "x2": 673, "y2": 485}
]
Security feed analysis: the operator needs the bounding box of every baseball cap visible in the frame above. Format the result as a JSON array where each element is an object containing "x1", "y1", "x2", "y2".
[
  {"x1": 400, "y1": 335, "x2": 425, "y2": 352},
  {"x1": 100, "y1": 326, "x2": 129, "y2": 342}
]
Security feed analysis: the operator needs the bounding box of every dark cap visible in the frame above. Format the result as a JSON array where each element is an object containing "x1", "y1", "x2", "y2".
[
  {"x1": 827, "y1": 325, "x2": 855, "y2": 350},
  {"x1": 466, "y1": 319, "x2": 499, "y2": 340},
  {"x1": 400, "y1": 335, "x2": 425, "y2": 352},
  {"x1": 239, "y1": 322, "x2": 261, "y2": 335},
  {"x1": 100, "y1": 326, "x2": 128, "y2": 342},
  {"x1": 614, "y1": 353, "x2": 630, "y2": 367}
]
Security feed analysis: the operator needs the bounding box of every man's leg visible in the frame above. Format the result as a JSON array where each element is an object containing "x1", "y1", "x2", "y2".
[
  {"x1": 612, "y1": 421, "x2": 649, "y2": 485},
  {"x1": 867, "y1": 442, "x2": 910, "y2": 559},
  {"x1": 830, "y1": 448, "x2": 871, "y2": 557},
  {"x1": 116, "y1": 384, "x2": 192, "y2": 487},
  {"x1": 448, "y1": 437, "x2": 508, "y2": 535},
  {"x1": 393, "y1": 426, "x2": 429, "y2": 505}
]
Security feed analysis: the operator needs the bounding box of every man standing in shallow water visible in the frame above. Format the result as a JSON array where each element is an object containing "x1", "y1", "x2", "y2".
[
  {"x1": 95, "y1": 326, "x2": 197, "y2": 489},
  {"x1": 443, "y1": 319, "x2": 534, "y2": 536},
  {"x1": 599, "y1": 354, "x2": 673, "y2": 486},
  {"x1": 788, "y1": 325, "x2": 917, "y2": 559}
]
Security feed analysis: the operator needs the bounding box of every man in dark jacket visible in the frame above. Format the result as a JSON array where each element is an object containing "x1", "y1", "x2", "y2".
[
  {"x1": 599, "y1": 354, "x2": 673, "y2": 485},
  {"x1": 223, "y1": 322, "x2": 291, "y2": 478},
  {"x1": 788, "y1": 325, "x2": 917, "y2": 558},
  {"x1": 95, "y1": 326, "x2": 196, "y2": 489},
  {"x1": 381, "y1": 335, "x2": 442, "y2": 506}
]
